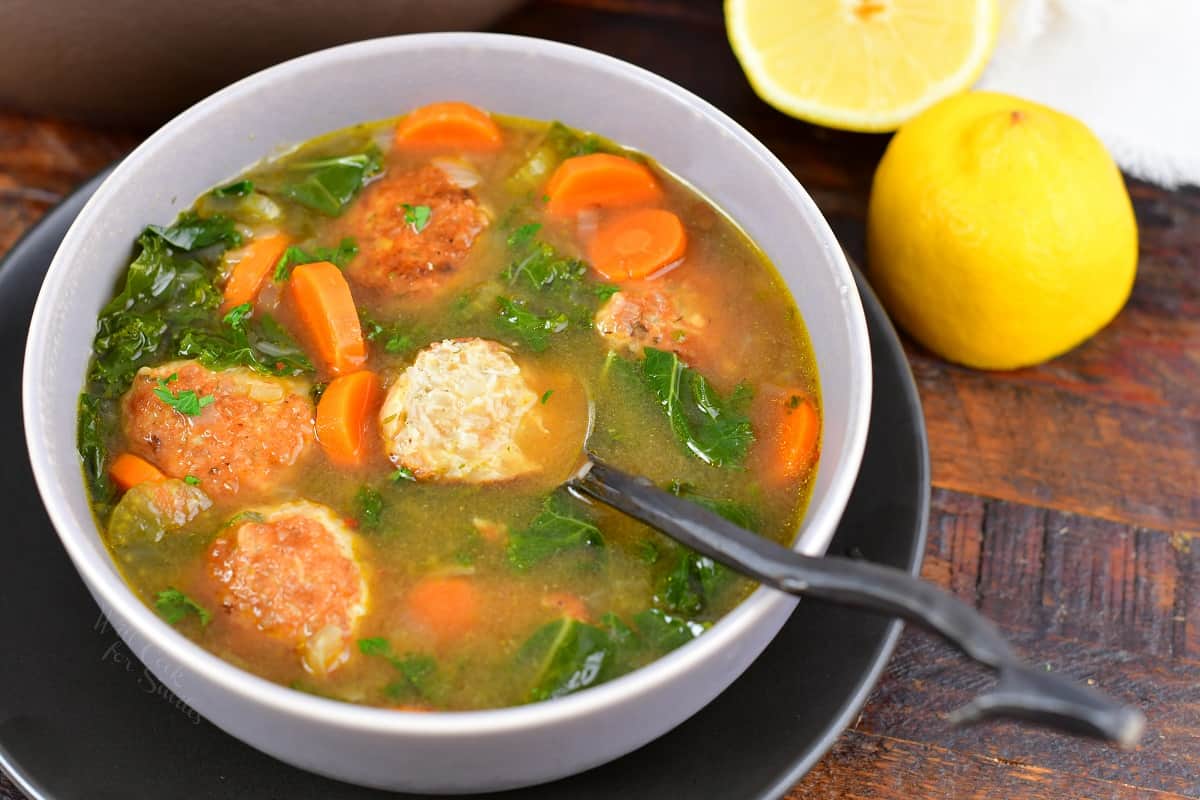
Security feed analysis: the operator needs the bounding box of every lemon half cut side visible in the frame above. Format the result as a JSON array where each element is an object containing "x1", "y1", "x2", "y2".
[{"x1": 726, "y1": 0, "x2": 999, "y2": 132}]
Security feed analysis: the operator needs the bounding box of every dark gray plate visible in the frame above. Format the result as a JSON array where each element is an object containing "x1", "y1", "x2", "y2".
[{"x1": 0, "y1": 169, "x2": 928, "y2": 800}]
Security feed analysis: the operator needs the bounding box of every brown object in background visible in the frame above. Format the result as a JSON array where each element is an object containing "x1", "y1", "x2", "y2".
[{"x1": 0, "y1": 0, "x2": 523, "y2": 128}]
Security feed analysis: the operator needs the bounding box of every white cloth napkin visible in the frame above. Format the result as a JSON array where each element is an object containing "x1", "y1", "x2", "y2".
[{"x1": 977, "y1": 0, "x2": 1200, "y2": 188}]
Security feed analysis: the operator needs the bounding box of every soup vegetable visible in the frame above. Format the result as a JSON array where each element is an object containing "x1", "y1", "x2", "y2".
[{"x1": 77, "y1": 102, "x2": 821, "y2": 710}]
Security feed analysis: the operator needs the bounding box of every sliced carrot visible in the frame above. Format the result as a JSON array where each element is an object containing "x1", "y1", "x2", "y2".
[
  {"x1": 544, "y1": 153, "x2": 662, "y2": 216},
  {"x1": 405, "y1": 576, "x2": 481, "y2": 643},
  {"x1": 109, "y1": 452, "x2": 164, "y2": 491},
  {"x1": 393, "y1": 101, "x2": 503, "y2": 151},
  {"x1": 588, "y1": 208, "x2": 687, "y2": 281},
  {"x1": 220, "y1": 233, "x2": 290, "y2": 313},
  {"x1": 758, "y1": 389, "x2": 820, "y2": 485},
  {"x1": 315, "y1": 370, "x2": 383, "y2": 467},
  {"x1": 288, "y1": 261, "x2": 366, "y2": 375},
  {"x1": 541, "y1": 592, "x2": 591, "y2": 622}
]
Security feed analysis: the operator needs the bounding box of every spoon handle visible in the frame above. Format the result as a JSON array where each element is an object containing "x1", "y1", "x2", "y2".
[{"x1": 570, "y1": 456, "x2": 1145, "y2": 747}]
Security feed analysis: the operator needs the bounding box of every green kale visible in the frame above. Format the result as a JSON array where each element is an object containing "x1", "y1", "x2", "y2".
[
  {"x1": 78, "y1": 393, "x2": 112, "y2": 502},
  {"x1": 507, "y1": 492, "x2": 604, "y2": 570},
  {"x1": 357, "y1": 638, "x2": 439, "y2": 701},
  {"x1": 273, "y1": 237, "x2": 359, "y2": 281},
  {"x1": 283, "y1": 149, "x2": 382, "y2": 216},
  {"x1": 360, "y1": 312, "x2": 419, "y2": 356},
  {"x1": 495, "y1": 296, "x2": 568, "y2": 352},
  {"x1": 355, "y1": 486, "x2": 384, "y2": 530},
  {"x1": 146, "y1": 212, "x2": 241, "y2": 251},
  {"x1": 641, "y1": 347, "x2": 755, "y2": 467},
  {"x1": 176, "y1": 304, "x2": 313, "y2": 377},
  {"x1": 89, "y1": 233, "x2": 223, "y2": 398},
  {"x1": 633, "y1": 609, "x2": 705, "y2": 653},
  {"x1": 660, "y1": 551, "x2": 727, "y2": 617},
  {"x1": 155, "y1": 587, "x2": 212, "y2": 626},
  {"x1": 516, "y1": 617, "x2": 616, "y2": 702},
  {"x1": 211, "y1": 179, "x2": 254, "y2": 198}
]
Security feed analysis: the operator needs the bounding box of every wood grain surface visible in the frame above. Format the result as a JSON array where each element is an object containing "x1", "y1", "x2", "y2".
[{"x1": 2, "y1": 0, "x2": 1197, "y2": 797}]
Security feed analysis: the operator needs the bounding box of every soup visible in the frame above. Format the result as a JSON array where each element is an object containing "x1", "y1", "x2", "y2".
[{"x1": 77, "y1": 102, "x2": 821, "y2": 710}]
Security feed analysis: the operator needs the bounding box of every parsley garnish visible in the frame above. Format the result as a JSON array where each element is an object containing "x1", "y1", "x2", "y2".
[
  {"x1": 355, "y1": 486, "x2": 384, "y2": 529},
  {"x1": 153, "y1": 374, "x2": 215, "y2": 416},
  {"x1": 540, "y1": 389, "x2": 554, "y2": 404},
  {"x1": 155, "y1": 587, "x2": 212, "y2": 626},
  {"x1": 390, "y1": 467, "x2": 416, "y2": 483},
  {"x1": 401, "y1": 204, "x2": 433, "y2": 233},
  {"x1": 183, "y1": 475, "x2": 201, "y2": 486}
]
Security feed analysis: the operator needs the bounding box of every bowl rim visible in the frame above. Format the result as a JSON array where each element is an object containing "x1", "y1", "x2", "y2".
[{"x1": 22, "y1": 32, "x2": 872, "y2": 738}]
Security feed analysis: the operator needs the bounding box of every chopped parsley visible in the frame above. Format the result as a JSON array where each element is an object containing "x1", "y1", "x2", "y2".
[
  {"x1": 153, "y1": 374, "x2": 215, "y2": 416},
  {"x1": 401, "y1": 203, "x2": 433, "y2": 233},
  {"x1": 183, "y1": 475, "x2": 201, "y2": 486},
  {"x1": 155, "y1": 587, "x2": 211, "y2": 626},
  {"x1": 540, "y1": 389, "x2": 554, "y2": 404},
  {"x1": 390, "y1": 467, "x2": 416, "y2": 483}
]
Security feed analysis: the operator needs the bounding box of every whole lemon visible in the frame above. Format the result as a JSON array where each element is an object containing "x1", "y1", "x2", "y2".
[{"x1": 867, "y1": 91, "x2": 1137, "y2": 370}]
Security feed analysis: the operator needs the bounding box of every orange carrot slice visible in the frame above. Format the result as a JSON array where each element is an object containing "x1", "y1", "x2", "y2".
[
  {"x1": 541, "y1": 592, "x2": 591, "y2": 622},
  {"x1": 759, "y1": 390, "x2": 820, "y2": 485},
  {"x1": 588, "y1": 208, "x2": 687, "y2": 280},
  {"x1": 220, "y1": 233, "x2": 290, "y2": 313},
  {"x1": 316, "y1": 370, "x2": 383, "y2": 467},
  {"x1": 405, "y1": 576, "x2": 481, "y2": 643},
  {"x1": 109, "y1": 452, "x2": 164, "y2": 491},
  {"x1": 288, "y1": 261, "x2": 366, "y2": 375},
  {"x1": 393, "y1": 101, "x2": 503, "y2": 151},
  {"x1": 544, "y1": 153, "x2": 662, "y2": 216}
]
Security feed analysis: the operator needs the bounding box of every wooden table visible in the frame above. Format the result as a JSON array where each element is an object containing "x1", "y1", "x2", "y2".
[{"x1": 2, "y1": 1, "x2": 1197, "y2": 797}]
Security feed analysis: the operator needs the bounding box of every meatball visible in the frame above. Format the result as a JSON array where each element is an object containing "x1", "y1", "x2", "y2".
[
  {"x1": 379, "y1": 338, "x2": 540, "y2": 483},
  {"x1": 594, "y1": 284, "x2": 708, "y2": 360},
  {"x1": 121, "y1": 360, "x2": 314, "y2": 500},
  {"x1": 208, "y1": 500, "x2": 369, "y2": 674},
  {"x1": 338, "y1": 163, "x2": 488, "y2": 295}
]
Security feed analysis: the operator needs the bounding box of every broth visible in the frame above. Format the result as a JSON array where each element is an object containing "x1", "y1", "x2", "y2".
[{"x1": 78, "y1": 104, "x2": 821, "y2": 710}]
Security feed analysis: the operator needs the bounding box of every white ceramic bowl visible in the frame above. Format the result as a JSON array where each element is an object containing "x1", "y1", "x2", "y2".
[{"x1": 23, "y1": 33, "x2": 872, "y2": 793}]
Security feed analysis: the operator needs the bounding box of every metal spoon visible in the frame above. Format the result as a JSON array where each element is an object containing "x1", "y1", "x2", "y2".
[{"x1": 568, "y1": 453, "x2": 1145, "y2": 747}]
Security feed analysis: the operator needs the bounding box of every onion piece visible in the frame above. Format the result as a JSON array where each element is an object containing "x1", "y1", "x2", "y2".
[
  {"x1": 431, "y1": 157, "x2": 482, "y2": 189},
  {"x1": 576, "y1": 207, "x2": 600, "y2": 242}
]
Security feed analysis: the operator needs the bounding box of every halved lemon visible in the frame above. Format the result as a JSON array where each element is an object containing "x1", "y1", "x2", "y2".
[{"x1": 725, "y1": 0, "x2": 998, "y2": 132}]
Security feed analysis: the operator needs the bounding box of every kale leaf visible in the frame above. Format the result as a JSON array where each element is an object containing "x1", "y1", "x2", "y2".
[
  {"x1": 507, "y1": 492, "x2": 604, "y2": 570},
  {"x1": 516, "y1": 617, "x2": 617, "y2": 702},
  {"x1": 89, "y1": 233, "x2": 223, "y2": 398},
  {"x1": 633, "y1": 609, "x2": 705, "y2": 652},
  {"x1": 641, "y1": 347, "x2": 755, "y2": 467},
  {"x1": 146, "y1": 212, "x2": 242, "y2": 251},
  {"x1": 78, "y1": 393, "x2": 112, "y2": 502},
  {"x1": 211, "y1": 180, "x2": 254, "y2": 198},
  {"x1": 355, "y1": 486, "x2": 384, "y2": 530},
  {"x1": 283, "y1": 150, "x2": 382, "y2": 216},
  {"x1": 176, "y1": 303, "x2": 313, "y2": 377},
  {"x1": 273, "y1": 237, "x2": 359, "y2": 281},
  {"x1": 495, "y1": 297, "x2": 568, "y2": 352},
  {"x1": 358, "y1": 637, "x2": 439, "y2": 701}
]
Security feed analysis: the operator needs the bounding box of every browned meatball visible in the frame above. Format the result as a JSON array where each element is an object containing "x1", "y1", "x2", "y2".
[
  {"x1": 208, "y1": 500, "x2": 369, "y2": 674},
  {"x1": 594, "y1": 283, "x2": 708, "y2": 360},
  {"x1": 120, "y1": 360, "x2": 314, "y2": 500},
  {"x1": 338, "y1": 164, "x2": 488, "y2": 295}
]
